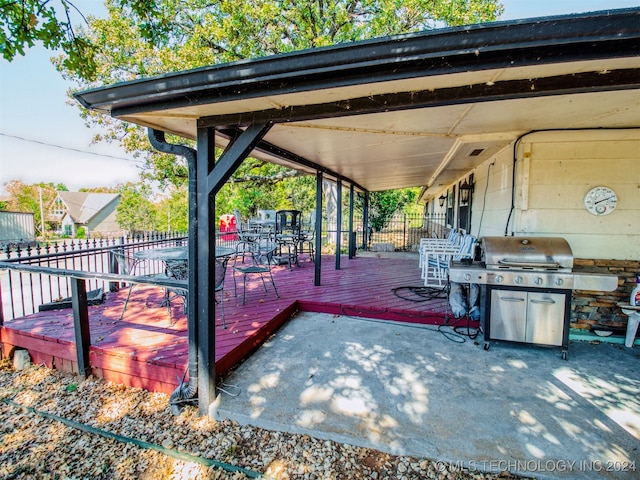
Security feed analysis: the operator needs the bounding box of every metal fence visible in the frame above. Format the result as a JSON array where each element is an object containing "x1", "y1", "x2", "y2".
[
  {"x1": 323, "y1": 213, "x2": 447, "y2": 253},
  {"x1": 0, "y1": 232, "x2": 189, "y2": 321},
  {"x1": 0, "y1": 213, "x2": 446, "y2": 321}
]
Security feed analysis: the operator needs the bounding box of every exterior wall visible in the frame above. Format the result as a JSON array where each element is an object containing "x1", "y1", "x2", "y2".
[
  {"x1": 435, "y1": 129, "x2": 640, "y2": 329},
  {"x1": 86, "y1": 198, "x2": 122, "y2": 237},
  {"x1": 514, "y1": 130, "x2": 639, "y2": 261},
  {"x1": 0, "y1": 211, "x2": 35, "y2": 246},
  {"x1": 60, "y1": 215, "x2": 76, "y2": 237}
]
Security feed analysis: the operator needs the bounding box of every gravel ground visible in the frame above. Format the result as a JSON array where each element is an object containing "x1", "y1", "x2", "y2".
[{"x1": 0, "y1": 359, "x2": 526, "y2": 479}]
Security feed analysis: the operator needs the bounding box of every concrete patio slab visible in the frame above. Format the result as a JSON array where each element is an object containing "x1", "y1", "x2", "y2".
[{"x1": 214, "y1": 311, "x2": 640, "y2": 479}]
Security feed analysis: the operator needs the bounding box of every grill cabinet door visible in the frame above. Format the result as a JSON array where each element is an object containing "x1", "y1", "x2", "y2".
[
  {"x1": 490, "y1": 290, "x2": 527, "y2": 342},
  {"x1": 525, "y1": 292, "x2": 566, "y2": 346}
]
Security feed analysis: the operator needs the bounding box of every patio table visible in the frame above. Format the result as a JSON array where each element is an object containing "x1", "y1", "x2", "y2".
[{"x1": 133, "y1": 246, "x2": 235, "y2": 262}]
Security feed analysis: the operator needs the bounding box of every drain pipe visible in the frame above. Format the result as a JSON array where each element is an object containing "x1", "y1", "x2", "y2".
[{"x1": 148, "y1": 128, "x2": 199, "y2": 413}]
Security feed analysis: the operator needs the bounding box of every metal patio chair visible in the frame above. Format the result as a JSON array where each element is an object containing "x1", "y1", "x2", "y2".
[
  {"x1": 274, "y1": 209, "x2": 302, "y2": 269},
  {"x1": 110, "y1": 248, "x2": 172, "y2": 321},
  {"x1": 214, "y1": 256, "x2": 231, "y2": 328},
  {"x1": 421, "y1": 234, "x2": 476, "y2": 289},
  {"x1": 232, "y1": 239, "x2": 280, "y2": 305}
]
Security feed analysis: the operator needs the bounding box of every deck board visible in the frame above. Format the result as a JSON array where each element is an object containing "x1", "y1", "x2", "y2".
[{"x1": 1, "y1": 254, "x2": 457, "y2": 394}]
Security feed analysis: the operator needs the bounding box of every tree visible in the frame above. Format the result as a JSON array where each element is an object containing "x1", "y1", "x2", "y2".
[
  {"x1": 155, "y1": 187, "x2": 188, "y2": 233},
  {"x1": 62, "y1": 0, "x2": 501, "y2": 218},
  {"x1": 3, "y1": 0, "x2": 503, "y2": 223},
  {"x1": 0, "y1": 0, "x2": 97, "y2": 79},
  {"x1": 3, "y1": 180, "x2": 67, "y2": 236},
  {"x1": 364, "y1": 188, "x2": 420, "y2": 232},
  {"x1": 115, "y1": 182, "x2": 156, "y2": 234}
]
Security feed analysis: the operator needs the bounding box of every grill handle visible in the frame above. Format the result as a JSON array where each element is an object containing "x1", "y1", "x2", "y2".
[
  {"x1": 531, "y1": 298, "x2": 557, "y2": 305},
  {"x1": 497, "y1": 259, "x2": 561, "y2": 269}
]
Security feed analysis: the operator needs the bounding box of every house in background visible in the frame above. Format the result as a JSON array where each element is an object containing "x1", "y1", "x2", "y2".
[{"x1": 51, "y1": 192, "x2": 122, "y2": 238}]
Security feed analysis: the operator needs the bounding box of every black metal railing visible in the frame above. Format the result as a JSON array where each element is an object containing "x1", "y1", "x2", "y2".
[
  {"x1": 0, "y1": 232, "x2": 191, "y2": 321},
  {"x1": 0, "y1": 213, "x2": 446, "y2": 321},
  {"x1": 323, "y1": 213, "x2": 447, "y2": 253}
]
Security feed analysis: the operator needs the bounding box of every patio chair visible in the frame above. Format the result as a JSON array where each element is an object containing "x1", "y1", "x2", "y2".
[
  {"x1": 421, "y1": 234, "x2": 476, "y2": 290},
  {"x1": 233, "y1": 209, "x2": 262, "y2": 261},
  {"x1": 274, "y1": 209, "x2": 302, "y2": 269},
  {"x1": 164, "y1": 259, "x2": 189, "y2": 325},
  {"x1": 110, "y1": 249, "x2": 172, "y2": 321},
  {"x1": 214, "y1": 256, "x2": 231, "y2": 328},
  {"x1": 164, "y1": 256, "x2": 230, "y2": 328},
  {"x1": 299, "y1": 210, "x2": 316, "y2": 262},
  {"x1": 232, "y1": 239, "x2": 280, "y2": 305},
  {"x1": 418, "y1": 229, "x2": 461, "y2": 271}
]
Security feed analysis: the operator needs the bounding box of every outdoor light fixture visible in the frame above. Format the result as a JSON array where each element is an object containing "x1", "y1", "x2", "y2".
[
  {"x1": 438, "y1": 194, "x2": 446, "y2": 207},
  {"x1": 460, "y1": 179, "x2": 473, "y2": 203}
]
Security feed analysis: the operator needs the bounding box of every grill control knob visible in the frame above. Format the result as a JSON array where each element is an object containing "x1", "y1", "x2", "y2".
[
  {"x1": 534, "y1": 277, "x2": 543, "y2": 286},
  {"x1": 495, "y1": 275, "x2": 504, "y2": 283},
  {"x1": 555, "y1": 278, "x2": 564, "y2": 286},
  {"x1": 464, "y1": 273, "x2": 472, "y2": 281},
  {"x1": 515, "y1": 276, "x2": 524, "y2": 284}
]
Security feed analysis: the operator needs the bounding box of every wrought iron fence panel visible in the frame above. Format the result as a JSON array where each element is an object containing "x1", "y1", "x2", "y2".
[
  {"x1": 0, "y1": 232, "x2": 188, "y2": 321},
  {"x1": 321, "y1": 213, "x2": 447, "y2": 252}
]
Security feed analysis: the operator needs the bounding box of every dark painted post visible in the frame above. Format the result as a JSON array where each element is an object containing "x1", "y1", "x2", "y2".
[
  {"x1": 348, "y1": 184, "x2": 355, "y2": 259},
  {"x1": 71, "y1": 277, "x2": 91, "y2": 378},
  {"x1": 314, "y1": 171, "x2": 323, "y2": 286},
  {"x1": 363, "y1": 192, "x2": 370, "y2": 251},
  {"x1": 335, "y1": 179, "x2": 342, "y2": 270},
  {"x1": 196, "y1": 125, "x2": 217, "y2": 415}
]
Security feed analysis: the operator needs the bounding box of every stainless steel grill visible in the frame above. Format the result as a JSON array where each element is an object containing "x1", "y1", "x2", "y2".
[{"x1": 449, "y1": 236, "x2": 618, "y2": 359}]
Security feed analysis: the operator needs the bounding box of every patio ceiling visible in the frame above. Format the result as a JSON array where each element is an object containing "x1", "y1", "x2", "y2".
[{"x1": 75, "y1": 8, "x2": 640, "y2": 201}]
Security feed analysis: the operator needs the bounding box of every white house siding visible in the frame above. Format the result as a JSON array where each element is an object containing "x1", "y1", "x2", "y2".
[
  {"x1": 466, "y1": 146, "x2": 515, "y2": 238},
  {"x1": 447, "y1": 129, "x2": 640, "y2": 328},
  {"x1": 467, "y1": 129, "x2": 639, "y2": 261}
]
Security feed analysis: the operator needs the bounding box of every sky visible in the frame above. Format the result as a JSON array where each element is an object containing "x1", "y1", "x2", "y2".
[{"x1": 1, "y1": 0, "x2": 639, "y2": 195}]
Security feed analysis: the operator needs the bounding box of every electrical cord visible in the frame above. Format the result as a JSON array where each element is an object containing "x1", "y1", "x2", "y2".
[{"x1": 391, "y1": 285, "x2": 449, "y2": 302}]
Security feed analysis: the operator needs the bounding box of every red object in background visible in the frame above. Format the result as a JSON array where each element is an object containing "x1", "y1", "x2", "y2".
[{"x1": 220, "y1": 214, "x2": 238, "y2": 241}]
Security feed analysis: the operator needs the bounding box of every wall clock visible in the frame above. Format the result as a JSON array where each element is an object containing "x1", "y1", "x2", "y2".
[{"x1": 584, "y1": 186, "x2": 618, "y2": 216}]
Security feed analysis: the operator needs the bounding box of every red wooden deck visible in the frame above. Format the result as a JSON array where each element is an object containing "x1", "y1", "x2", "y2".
[{"x1": 1, "y1": 254, "x2": 453, "y2": 394}]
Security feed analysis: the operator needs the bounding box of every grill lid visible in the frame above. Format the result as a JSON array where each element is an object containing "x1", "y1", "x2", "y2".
[{"x1": 481, "y1": 236, "x2": 573, "y2": 271}]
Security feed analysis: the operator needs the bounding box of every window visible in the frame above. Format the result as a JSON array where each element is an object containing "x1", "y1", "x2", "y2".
[{"x1": 446, "y1": 187, "x2": 455, "y2": 227}]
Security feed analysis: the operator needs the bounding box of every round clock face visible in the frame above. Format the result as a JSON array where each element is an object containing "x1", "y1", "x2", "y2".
[{"x1": 584, "y1": 186, "x2": 618, "y2": 216}]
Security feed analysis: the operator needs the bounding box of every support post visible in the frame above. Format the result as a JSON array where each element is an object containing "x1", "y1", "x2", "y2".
[
  {"x1": 71, "y1": 277, "x2": 91, "y2": 379},
  {"x1": 196, "y1": 122, "x2": 272, "y2": 415},
  {"x1": 314, "y1": 171, "x2": 323, "y2": 286},
  {"x1": 196, "y1": 125, "x2": 217, "y2": 415},
  {"x1": 348, "y1": 184, "x2": 355, "y2": 259},
  {"x1": 335, "y1": 179, "x2": 342, "y2": 270},
  {"x1": 363, "y1": 191, "x2": 370, "y2": 250}
]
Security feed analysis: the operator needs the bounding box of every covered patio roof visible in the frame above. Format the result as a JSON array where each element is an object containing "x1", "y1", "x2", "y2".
[
  {"x1": 73, "y1": 7, "x2": 640, "y2": 415},
  {"x1": 75, "y1": 8, "x2": 640, "y2": 200}
]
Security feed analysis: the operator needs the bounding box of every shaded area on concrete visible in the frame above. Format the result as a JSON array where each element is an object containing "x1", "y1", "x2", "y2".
[{"x1": 215, "y1": 312, "x2": 640, "y2": 479}]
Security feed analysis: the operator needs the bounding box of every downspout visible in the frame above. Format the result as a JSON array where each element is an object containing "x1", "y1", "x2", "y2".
[{"x1": 148, "y1": 128, "x2": 199, "y2": 413}]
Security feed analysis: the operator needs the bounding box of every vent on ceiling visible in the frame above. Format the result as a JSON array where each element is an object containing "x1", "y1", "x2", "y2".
[{"x1": 469, "y1": 148, "x2": 485, "y2": 157}]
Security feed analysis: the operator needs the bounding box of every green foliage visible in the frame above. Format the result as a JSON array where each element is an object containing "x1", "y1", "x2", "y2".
[
  {"x1": 359, "y1": 188, "x2": 420, "y2": 232},
  {"x1": 0, "y1": 0, "x2": 98, "y2": 79},
  {"x1": 115, "y1": 182, "x2": 156, "y2": 234},
  {"x1": 155, "y1": 187, "x2": 189, "y2": 233},
  {"x1": 3, "y1": 0, "x2": 503, "y2": 227},
  {"x1": 3, "y1": 180, "x2": 64, "y2": 236}
]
